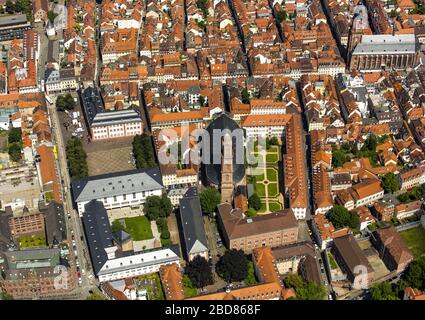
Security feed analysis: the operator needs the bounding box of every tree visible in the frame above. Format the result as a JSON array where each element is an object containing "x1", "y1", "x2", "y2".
[
  {"x1": 47, "y1": 10, "x2": 59, "y2": 24},
  {"x1": 382, "y1": 172, "x2": 399, "y2": 194},
  {"x1": 363, "y1": 134, "x2": 378, "y2": 152},
  {"x1": 196, "y1": 0, "x2": 209, "y2": 18},
  {"x1": 66, "y1": 138, "x2": 88, "y2": 179},
  {"x1": 241, "y1": 87, "x2": 251, "y2": 104},
  {"x1": 144, "y1": 195, "x2": 173, "y2": 221},
  {"x1": 371, "y1": 281, "x2": 399, "y2": 300},
  {"x1": 8, "y1": 142, "x2": 22, "y2": 162},
  {"x1": 185, "y1": 255, "x2": 214, "y2": 288},
  {"x1": 248, "y1": 193, "x2": 261, "y2": 211},
  {"x1": 276, "y1": 9, "x2": 287, "y2": 23},
  {"x1": 133, "y1": 134, "x2": 157, "y2": 169},
  {"x1": 269, "y1": 136, "x2": 279, "y2": 146},
  {"x1": 284, "y1": 273, "x2": 304, "y2": 289},
  {"x1": 8, "y1": 127, "x2": 22, "y2": 144},
  {"x1": 327, "y1": 205, "x2": 359, "y2": 229},
  {"x1": 0, "y1": 291, "x2": 13, "y2": 300},
  {"x1": 199, "y1": 187, "x2": 221, "y2": 216},
  {"x1": 403, "y1": 256, "x2": 425, "y2": 291},
  {"x1": 86, "y1": 292, "x2": 106, "y2": 300},
  {"x1": 6, "y1": 0, "x2": 15, "y2": 14},
  {"x1": 216, "y1": 249, "x2": 249, "y2": 283},
  {"x1": 111, "y1": 220, "x2": 125, "y2": 233},
  {"x1": 246, "y1": 208, "x2": 257, "y2": 217},
  {"x1": 332, "y1": 148, "x2": 348, "y2": 168},
  {"x1": 244, "y1": 261, "x2": 258, "y2": 286},
  {"x1": 56, "y1": 94, "x2": 76, "y2": 111},
  {"x1": 283, "y1": 274, "x2": 326, "y2": 300}
]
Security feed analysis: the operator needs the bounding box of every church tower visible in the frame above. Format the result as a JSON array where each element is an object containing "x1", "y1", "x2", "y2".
[{"x1": 220, "y1": 133, "x2": 234, "y2": 204}]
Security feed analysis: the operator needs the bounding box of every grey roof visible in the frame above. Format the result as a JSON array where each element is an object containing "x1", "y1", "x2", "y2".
[
  {"x1": 91, "y1": 109, "x2": 142, "y2": 127},
  {"x1": 72, "y1": 167, "x2": 163, "y2": 203},
  {"x1": 113, "y1": 230, "x2": 131, "y2": 245},
  {"x1": 82, "y1": 201, "x2": 115, "y2": 274},
  {"x1": 42, "y1": 201, "x2": 67, "y2": 246},
  {"x1": 45, "y1": 68, "x2": 60, "y2": 83},
  {"x1": 353, "y1": 34, "x2": 419, "y2": 55},
  {"x1": 204, "y1": 113, "x2": 245, "y2": 185},
  {"x1": 80, "y1": 86, "x2": 104, "y2": 126},
  {"x1": 60, "y1": 68, "x2": 76, "y2": 80},
  {"x1": 0, "y1": 14, "x2": 28, "y2": 28},
  {"x1": 178, "y1": 187, "x2": 208, "y2": 259},
  {"x1": 3, "y1": 248, "x2": 61, "y2": 269},
  {"x1": 97, "y1": 245, "x2": 181, "y2": 276},
  {"x1": 0, "y1": 211, "x2": 13, "y2": 252}
]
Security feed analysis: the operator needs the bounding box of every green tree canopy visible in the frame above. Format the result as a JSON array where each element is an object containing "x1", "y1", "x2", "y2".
[
  {"x1": 185, "y1": 255, "x2": 214, "y2": 288},
  {"x1": 382, "y1": 173, "x2": 400, "y2": 194},
  {"x1": 283, "y1": 274, "x2": 327, "y2": 300},
  {"x1": 371, "y1": 281, "x2": 399, "y2": 300},
  {"x1": 403, "y1": 256, "x2": 425, "y2": 291},
  {"x1": 56, "y1": 94, "x2": 76, "y2": 111},
  {"x1": 66, "y1": 138, "x2": 88, "y2": 179},
  {"x1": 327, "y1": 205, "x2": 360, "y2": 230},
  {"x1": 86, "y1": 292, "x2": 106, "y2": 300},
  {"x1": 144, "y1": 195, "x2": 173, "y2": 221},
  {"x1": 216, "y1": 249, "x2": 249, "y2": 283},
  {"x1": 241, "y1": 87, "x2": 251, "y2": 104},
  {"x1": 248, "y1": 193, "x2": 261, "y2": 211},
  {"x1": 199, "y1": 187, "x2": 221, "y2": 216},
  {"x1": 132, "y1": 134, "x2": 157, "y2": 169}
]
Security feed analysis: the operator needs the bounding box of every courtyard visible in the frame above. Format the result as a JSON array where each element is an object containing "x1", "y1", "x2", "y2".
[
  {"x1": 113, "y1": 216, "x2": 154, "y2": 241},
  {"x1": 85, "y1": 137, "x2": 135, "y2": 176},
  {"x1": 246, "y1": 145, "x2": 283, "y2": 214}
]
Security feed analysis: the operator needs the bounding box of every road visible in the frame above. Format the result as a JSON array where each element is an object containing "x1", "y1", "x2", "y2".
[
  {"x1": 37, "y1": 1, "x2": 97, "y2": 298},
  {"x1": 48, "y1": 98, "x2": 97, "y2": 297}
]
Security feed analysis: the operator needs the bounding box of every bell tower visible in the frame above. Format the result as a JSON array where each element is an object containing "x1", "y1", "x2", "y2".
[{"x1": 221, "y1": 133, "x2": 234, "y2": 204}]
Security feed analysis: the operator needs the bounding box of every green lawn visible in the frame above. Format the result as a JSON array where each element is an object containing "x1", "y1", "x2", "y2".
[
  {"x1": 19, "y1": 235, "x2": 46, "y2": 248},
  {"x1": 267, "y1": 183, "x2": 279, "y2": 197},
  {"x1": 266, "y1": 153, "x2": 279, "y2": 163},
  {"x1": 399, "y1": 226, "x2": 425, "y2": 258},
  {"x1": 123, "y1": 216, "x2": 153, "y2": 241},
  {"x1": 255, "y1": 183, "x2": 266, "y2": 198},
  {"x1": 268, "y1": 201, "x2": 282, "y2": 212},
  {"x1": 328, "y1": 253, "x2": 338, "y2": 270},
  {"x1": 182, "y1": 275, "x2": 197, "y2": 297},
  {"x1": 258, "y1": 201, "x2": 267, "y2": 213},
  {"x1": 266, "y1": 168, "x2": 277, "y2": 181},
  {"x1": 138, "y1": 273, "x2": 165, "y2": 300},
  {"x1": 45, "y1": 191, "x2": 54, "y2": 203}
]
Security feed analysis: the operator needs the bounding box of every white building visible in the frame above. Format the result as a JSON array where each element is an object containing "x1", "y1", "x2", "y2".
[
  {"x1": 83, "y1": 200, "x2": 181, "y2": 283},
  {"x1": 72, "y1": 168, "x2": 163, "y2": 216},
  {"x1": 90, "y1": 109, "x2": 143, "y2": 141},
  {"x1": 241, "y1": 114, "x2": 292, "y2": 138}
]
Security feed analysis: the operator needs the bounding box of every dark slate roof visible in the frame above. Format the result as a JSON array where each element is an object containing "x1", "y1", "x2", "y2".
[
  {"x1": 113, "y1": 230, "x2": 131, "y2": 245},
  {"x1": 80, "y1": 86, "x2": 104, "y2": 126},
  {"x1": 71, "y1": 167, "x2": 163, "y2": 203},
  {"x1": 178, "y1": 187, "x2": 208, "y2": 259},
  {"x1": 204, "y1": 113, "x2": 245, "y2": 185},
  {"x1": 42, "y1": 201, "x2": 67, "y2": 246},
  {"x1": 0, "y1": 210, "x2": 13, "y2": 252},
  {"x1": 82, "y1": 200, "x2": 114, "y2": 275}
]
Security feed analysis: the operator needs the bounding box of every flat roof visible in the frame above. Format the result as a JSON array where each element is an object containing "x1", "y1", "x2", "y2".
[{"x1": 0, "y1": 14, "x2": 28, "y2": 28}]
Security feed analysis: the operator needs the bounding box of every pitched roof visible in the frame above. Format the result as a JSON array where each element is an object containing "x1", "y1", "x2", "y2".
[{"x1": 178, "y1": 187, "x2": 208, "y2": 258}]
